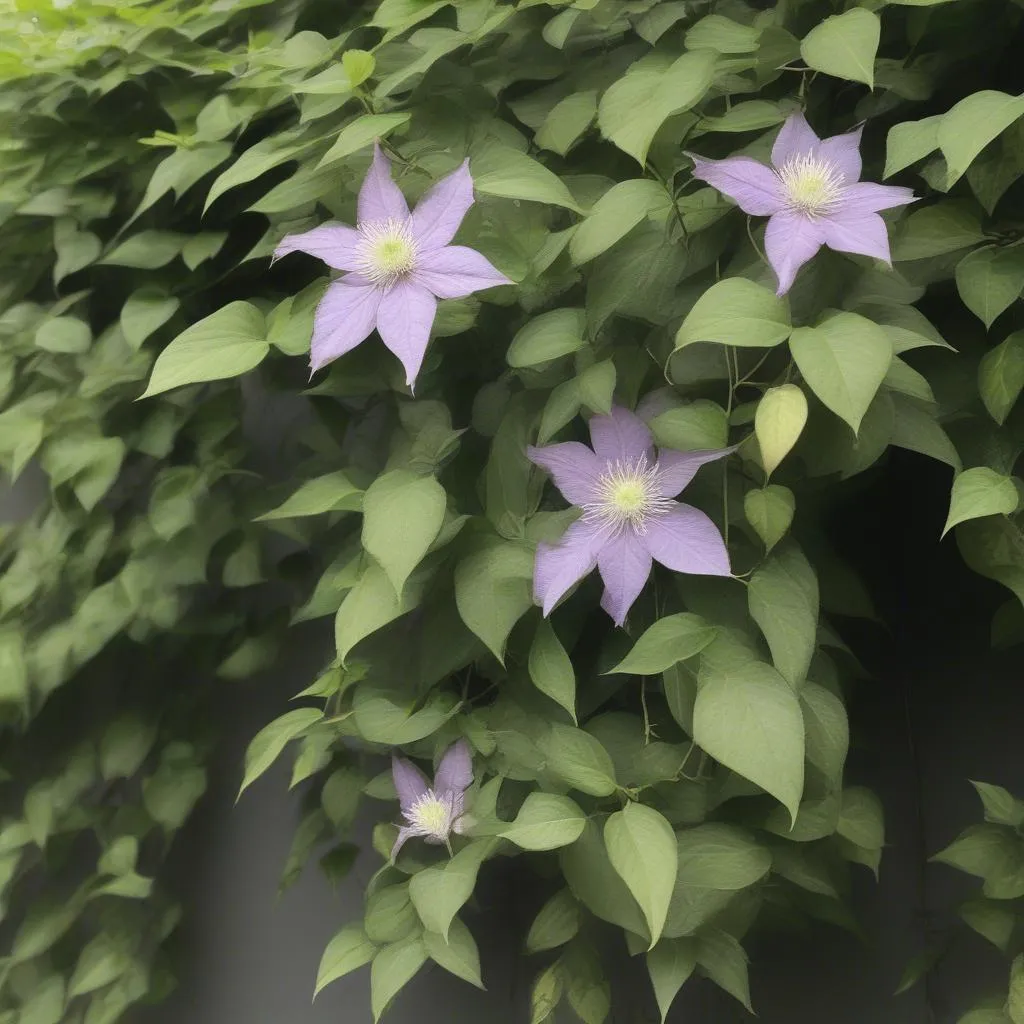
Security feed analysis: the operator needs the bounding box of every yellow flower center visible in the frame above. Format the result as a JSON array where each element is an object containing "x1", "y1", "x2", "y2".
[
  {"x1": 776, "y1": 154, "x2": 844, "y2": 217},
  {"x1": 583, "y1": 456, "x2": 674, "y2": 534},
  {"x1": 358, "y1": 218, "x2": 419, "y2": 286},
  {"x1": 408, "y1": 792, "x2": 451, "y2": 837}
]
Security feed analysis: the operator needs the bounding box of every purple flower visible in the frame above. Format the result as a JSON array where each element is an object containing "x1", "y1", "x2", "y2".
[
  {"x1": 391, "y1": 739, "x2": 473, "y2": 858},
  {"x1": 274, "y1": 144, "x2": 511, "y2": 389},
  {"x1": 686, "y1": 113, "x2": 916, "y2": 295},
  {"x1": 528, "y1": 407, "x2": 733, "y2": 626}
]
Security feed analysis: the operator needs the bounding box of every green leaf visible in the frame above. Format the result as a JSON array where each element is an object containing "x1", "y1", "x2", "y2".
[
  {"x1": 258, "y1": 471, "x2": 362, "y2": 520},
  {"x1": 675, "y1": 278, "x2": 791, "y2": 350},
  {"x1": 366, "y1": 885, "x2": 418, "y2": 944},
  {"x1": 206, "y1": 138, "x2": 310, "y2": 211},
  {"x1": 972, "y1": 781, "x2": 1024, "y2": 827},
  {"x1": 1010, "y1": 955, "x2": 1024, "y2": 1024},
  {"x1": 577, "y1": 360, "x2": 617, "y2": 415},
  {"x1": 362, "y1": 470, "x2": 446, "y2": 595},
  {"x1": 342, "y1": 49, "x2": 376, "y2": 87},
  {"x1": 884, "y1": 115, "x2": 942, "y2": 178},
  {"x1": 140, "y1": 302, "x2": 268, "y2": 398},
  {"x1": 424, "y1": 919, "x2": 483, "y2": 988},
  {"x1": 837, "y1": 787, "x2": 884, "y2": 850},
  {"x1": 317, "y1": 113, "x2": 411, "y2": 169},
  {"x1": 336, "y1": 562, "x2": 427, "y2": 664},
  {"x1": 182, "y1": 232, "x2": 228, "y2": 270},
  {"x1": 686, "y1": 15, "x2": 761, "y2": 53},
  {"x1": 500, "y1": 792, "x2": 587, "y2": 850},
  {"x1": 938, "y1": 91, "x2": 1024, "y2": 186},
  {"x1": 748, "y1": 544, "x2": 819, "y2": 687},
  {"x1": 68, "y1": 934, "x2": 128, "y2": 997},
  {"x1": 540, "y1": 724, "x2": 617, "y2": 797},
  {"x1": 699, "y1": 101, "x2": 789, "y2": 134},
  {"x1": 694, "y1": 659, "x2": 804, "y2": 822},
  {"x1": 789, "y1": 312, "x2": 892, "y2": 434},
  {"x1": 531, "y1": 962, "x2": 564, "y2": 1024},
  {"x1": 932, "y1": 824, "x2": 1024, "y2": 896},
  {"x1": 35, "y1": 316, "x2": 91, "y2": 354},
  {"x1": 943, "y1": 467, "x2": 1019, "y2": 537},
  {"x1": 100, "y1": 715, "x2": 157, "y2": 780},
  {"x1": 800, "y1": 9, "x2": 880, "y2": 89},
  {"x1": 239, "y1": 707, "x2": 323, "y2": 796},
  {"x1": 598, "y1": 51, "x2": 717, "y2": 166},
  {"x1": 526, "y1": 889, "x2": 581, "y2": 953},
  {"x1": 675, "y1": 824, "x2": 772, "y2": 889},
  {"x1": 755, "y1": 384, "x2": 807, "y2": 477},
  {"x1": 408, "y1": 840, "x2": 492, "y2": 940},
  {"x1": 98, "y1": 836, "x2": 138, "y2": 876},
  {"x1": 536, "y1": 91, "x2": 598, "y2": 156},
  {"x1": 474, "y1": 148, "x2": 582, "y2": 211},
  {"x1": 507, "y1": 308, "x2": 587, "y2": 368},
  {"x1": 979, "y1": 330, "x2": 1024, "y2": 424},
  {"x1": 120, "y1": 290, "x2": 179, "y2": 350},
  {"x1": 744, "y1": 485, "x2": 795, "y2": 552},
  {"x1": 955, "y1": 246, "x2": 1024, "y2": 329},
  {"x1": 19, "y1": 974, "x2": 64, "y2": 1024},
  {"x1": 801, "y1": 682, "x2": 849, "y2": 782},
  {"x1": 0, "y1": 630, "x2": 27, "y2": 705},
  {"x1": 569, "y1": 179, "x2": 671, "y2": 265},
  {"x1": 892, "y1": 202, "x2": 987, "y2": 261},
  {"x1": 696, "y1": 930, "x2": 751, "y2": 1010},
  {"x1": 647, "y1": 938, "x2": 696, "y2": 1024},
  {"x1": 649, "y1": 402, "x2": 729, "y2": 451},
  {"x1": 12, "y1": 897, "x2": 83, "y2": 961},
  {"x1": 528, "y1": 619, "x2": 577, "y2": 722},
  {"x1": 53, "y1": 219, "x2": 100, "y2": 284},
  {"x1": 370, "y1": 936, "x2": 427, "y2": 1023},
  {"x1": 100, "y1": 230, "x2": 187, "y2": 269},
  {"x1": 961, "y1": 899, "x2": 1015, "y2": 951},
  {"x1": 606, "y1": 613, "x2": 717, "y2": 675}
]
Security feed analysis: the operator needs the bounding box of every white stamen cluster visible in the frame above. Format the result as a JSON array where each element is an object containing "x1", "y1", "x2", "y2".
[
  {"x1": 776, "y1": 153, "x2": 845, "y2": 218},
  {"x1": 357, "y1": 217, "x2": 419, "y2": 286},
  {"x1": 581, "y1": 455, "x2": 675, "y2": 535},
  {"x1": 407, "y1": 790, "x2": 454, "y2": 839}
]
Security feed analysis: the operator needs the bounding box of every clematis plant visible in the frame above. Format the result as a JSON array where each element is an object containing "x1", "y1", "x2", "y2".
[
  {"x1": 391, "y1": 739, "x2": 473, "y2": 858},
  {"x1": 687, "y1": 112, "x2": 915, "y2": 295},
  {"x1": 528, "y1": 407, "x2": 733, "y2": 626},
  {"x1": 274, "y1": 143, "x2": 510, "y2": 388}
]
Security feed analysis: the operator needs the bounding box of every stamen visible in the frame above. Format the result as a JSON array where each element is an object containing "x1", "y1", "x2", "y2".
[
  {"x1": 357, "y1": 218, "x2": 419, "y2": 286},
  {"x1": 581, "y1": 455, "x2": 675, "y2": 535},
  {"x1": 776, "y1": 153, "x2": 845, "y2": 218},
  {"x1": 407, "y1": 791, "x2": 452, "y2": 838}
]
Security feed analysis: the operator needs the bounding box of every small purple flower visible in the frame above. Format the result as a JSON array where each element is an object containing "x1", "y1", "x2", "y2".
[
  {"x1": 686, "y1": 112, "x2": 916, "y2": 295},
  {"x1": 391, "y1": 739, "x2": 473, "y2": 858},
  {"x1": 274, "y1": 144, "x2": 511, "y2": 389},
  {"x1": 528, "y1": 407, "x2": 733, "y2": 626}
]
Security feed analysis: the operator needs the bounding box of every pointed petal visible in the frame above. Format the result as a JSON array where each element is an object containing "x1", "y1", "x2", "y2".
[
  {"x1": 597, "y1": 531, "x2": 652, "y2": 626},
  {"x1": 764, "y1": 210, "x2": 824, "y2": 296},
  {"x1": 840, "y1": 181, "x2": 916, "y2": 215},
  {"x1": 818, "y1": 210, "x2": 893, "y2": 264},
  {"x1": 391, "y1": 825, "x2": 417, "y2": 859},
  {"x1": 375, "y1": 280, "x2": 438, "y2": 389},
  {"x1": 434, "y1": 740, "x2": 473, "y2": 796},
  {"x1": 643, "y1": 504, "x2": 731, "y2": 576},
  {"x1": 527, "y1": 442, "x2": 603, "y2": 505},
  {"x1": 413, "y1": 245, "x2": 511, "y2": 299},
  {"x1": 358, "y1": 143, "x2": 410, "y2": 225},
  {"x1": 589, "y1": 407, "x2": 654, "y2": 464},
  {"x1": 818, "y1": 125, "x2": 864, "y2": 183},
  {"x1": 410, "y1": 160, "x2": 475, "y2": 250},
  {"x1": 654, "y1": 447, "x2": 734, "y2": 497},
  {"x1": 688, "y1": 154, "x2": 785, "y2": 216},
  {"x1": 771, "y1": 112, "x2": 821, "y2": 167},
  {"x1": 310, "y1": 278, "x2": 381, "y2": 372},
  {"x1": 273, "y1": 224, "x2": 364, "y2": 271},
  {"x1": 534, "y1": 518, "x2": 605, "y2": 616},
  {"x1": 392, "y1": 756, "x2": 429, "y2": 813}
]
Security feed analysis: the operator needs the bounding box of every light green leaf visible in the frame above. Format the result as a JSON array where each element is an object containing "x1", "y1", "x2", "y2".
[
  {"x1": 1010, "y1": 955, "x2": 1024, "y2": 1024},
  {"x1": 335, "y1": 562, "x2": 427, "y2": 664},
  {"x1": 239, "y1": 708, "x2": 323, "y2": 796},
  {"x1": 962, "y1": 899, "x2": 1015, "y2": 951},
  {"x1": 540, "y1": 724, "x2": 617, "y2": 797},
  {"x1": 938, "y1": 91, "x2": 1024, "y2": 187},
  {"x1": 342, "y1": 49, "x2": 376, "y2": 87},
  {"x1": 972, "y1": 781, "x2": 1024, "y2": 828},
  {"x1": 140, "y1": 301, "x2": 268, "y2": 398},
  {"x1": 801, "y1": 682, "x2": 849, "y2": 782},
  {"x1": 979, "y1": 330, "x2": 1024, "y2": 424},
  {"x1": 598, "y1": 50, "x2": 717, "y2": 166},
  {"x1": 755, "y1": 384, "x2": 808, "y2": 477},
  {"x1": 100, "y1": 231, "x2": 187, "y2": 269},
  {"x1": 205, "y1": 138, "x2": 310, "y2": 211},
  {"x1": 686, "y1": 15, "x2": 760, "y2": 53},
  {"x1": 12, "y1": 898, "x2": 83, "y2": 961},
  {"x1": 182, "y1": 232, "x2": 227, "y2": 270},
  {"x1": 317, "y1": 113, "x2": 411, "y2": 169},
  {"x1": 18, "y1": 974, "x2": 64, "y2": 1024},
  {"x1": 507, "y1": 308, "x2": 587, "y2": 368},
  {"x1": 696, "y1": 930, "x2": 751, "y2": 1010},
  {"x1": 569, "y1": 179, "x2": 671, "y2": 265},
  {"x1": 35, "y1": 316, "x2": 91, "y2": 354},
  {"x1": 800, "y1": 9, "x2": 880, "y2": 89},
  {"x1": 837, "y1": 787, "x2": 884, "y2": 850},
  {"x1": 884, "y1": 115, "x2": 942, "y2": 178},
  {"x1": 528, "y1": 619, "x2": 577, "y2": 722},
  {"x1": 409, "y1": 840, "x2": 492, "y2": 940},
  {"x1": 352, "y1": 691, "x2": 457, "y2": 746},
  {"x1": 0, "y1": 629, "x2": 27, "y2": 705},
  {"x1": 744, "y1": 485, "x2": 795, "y2": 552},
  {"x1": 120, "y1": 290, "x2": 179, "y2": 350},
  {"x1": 370, "y1": 936, "x2": 427, "y2": 1023},
  {"x1": 68, "y1": 934, "x2": 128, "y2": 997},
  {"x1": 647, "y1": 938, "x2": 696, "y2": 1024},
  {"x1": 892, "y1": 202, "x2": 987, "y2": 261},
  {"x1": 955, "y1": 246, "x2": 1024, "y2": 329},
  {"x1": 942, "y1": 467, "x2": 1019, "y2": 537},
  {"x1": 98, "y1": 836, "x2": 138, "y2": 877},
  {"x1": 500, "y1": 792, "x2": 587, "y2": 851},
  {"x1": 699, "y1": 101, "x2": 788, "y2": 134},
  {"x1": 537, "y1": 91, "x2": 598, "y2": 156},
  {"x1": 675, "y1": 824, "x2": 772, "y2": 889},
  {"x1": 257, "y1": 471, "x2": 362, "y2": 520},
  {"x1": 789, "y1": 312, "x2": 892, "y2": 434},
  {"x1": 53, "y1": 219, "x2": 100, "y2": 284},
  {"x1": 424, "y1": 919, "x2": 483, "y2": 988},
  {"x1": 526, "y1": 889, "x2": 580, "y2": 953},
  {"x1": 605, "y1": 803, "x2": 677, "y2": 948},
  {"x1": 748, "y1": 543, "x2": 818, "y2": 687},
  {"x1": 649, "y1": 402, "x2": 729, "y2": 451},
  {"x1": 474, "y1": 148, "x2": 582, "y2": 211},
  {"x1": 675, "y1": 278, "x2": 791, "y2": 350},
  {"x1": 606, "y1": 613, "x2": 717, "y2": 675},
  {"x1": 694, "y1": 659, "x2": 804, "y2": 822},
  {"x1": 577, "y1": 359, "x2": 616, "y2": 415}
]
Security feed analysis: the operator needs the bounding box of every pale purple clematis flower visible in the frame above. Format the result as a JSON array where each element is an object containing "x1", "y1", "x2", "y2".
[
  {"x1": 686, "y1": 113, "x2": 916, "y2": 295},
  {"x1": 528, "y1": 407, "x2": 733, "y2": 626},
  {"x1": 391, "y1": 739, "x2": 473, "y2": 858},
  {"x1": 274, "y1": 144, "x2": 511, "y2": 389}
]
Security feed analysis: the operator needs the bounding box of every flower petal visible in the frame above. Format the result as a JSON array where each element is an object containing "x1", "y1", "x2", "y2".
[
  {"x1": 654, "y1": 447, "x2": 734, "y2": 497},
  {"x1": 410, "y1": 160, "x2": 475, "y2": 250},
  {"x1": 391, "y1": 825, "x2": 417, "y2": 859},
  {"x1": 642, "y1": 504, "x2": 731, "y2": 576},
  {"x1": 597, "y1": 531, "x2": 652, "y2": 626},
  {"x1": 310, "y1": 278, "x2": 381, "y2": 372},
  {"x1": 434, "y1": 739, "x2": 473, "y2": 796},
  {"x1": 589, "y1": 407, "x2": 654, "y2": 465},
  {"x1": 688, "y1": 154, "x2": 785, "y2": 216},
  {"x1": 414, "y1": 245, "x2": 511, "y2": 299},
  {"x1": 818, "y1": 125, "x2": 864, "y2": 184},
  {"x1": 764, "y1": 210, "x2": 825, "y2": 296},
  {"x1": 358, "y1": 142, "x2": 410, "y2": 225},
  {"x1": 818, "y1": 210, "x2": 893, "y2": 264},
  {"x1": 771, "y1": 112, "x2": 821, "y2": 167},
  {"x1": 392, "y1": 755, "x2": 429, "y2": 813},
  {"x1": 375, "y1": 279, "x2": 438, "y2": 389},
  {"x1": 273, "y1": 224, "x2": 364, "y2": 271},
  {"x1": 527, "y1": 441, "x2": 603, "y2": 506},
  {"x1": 534, "y1": 518, "x2": 605, "y2": 616},
  {"x1": 840, "y1": 181, "x2": 916, "y2": 215}
]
